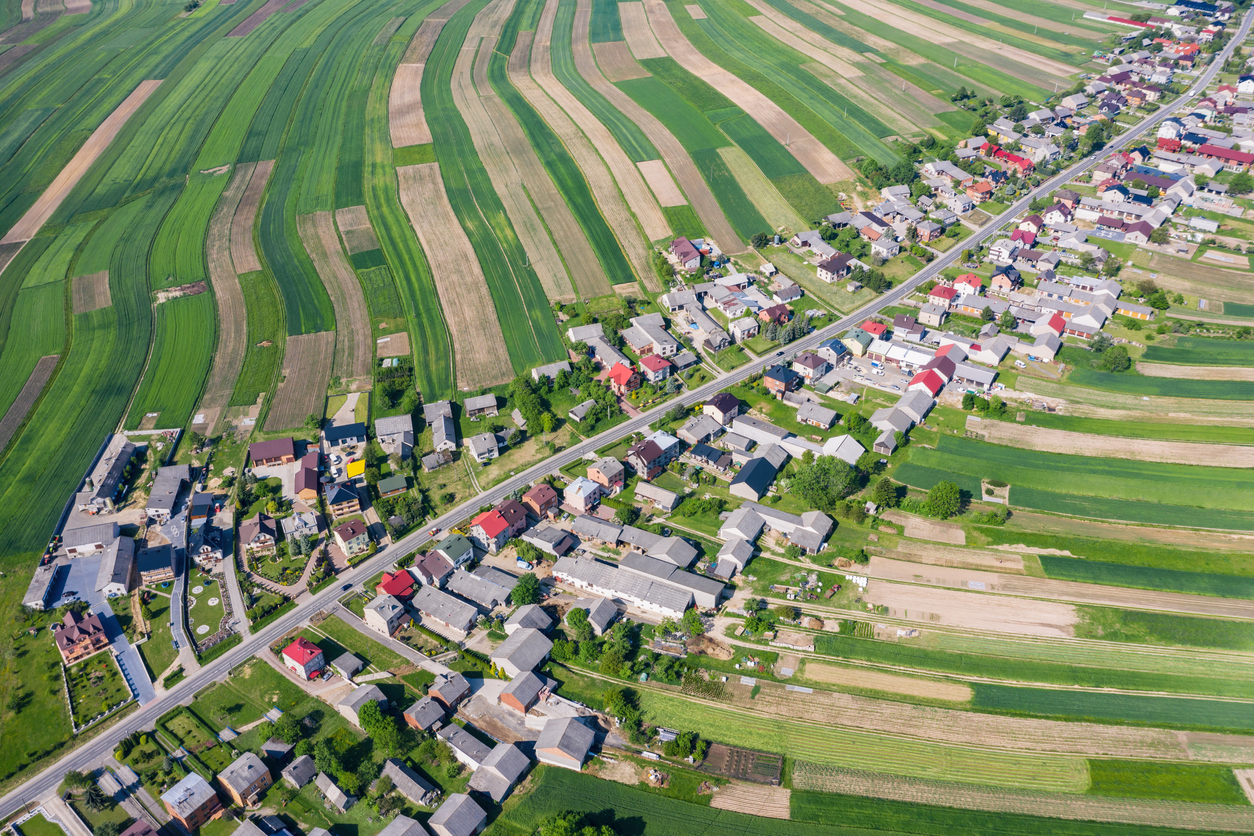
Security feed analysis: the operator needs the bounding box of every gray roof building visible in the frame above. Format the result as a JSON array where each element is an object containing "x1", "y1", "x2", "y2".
[
  {"x1": 381, "y1": 758, "x2": 440, "y2": 807},
  {"x1": 553, "y1": 555, "x2": 692, "y2": 618},
  {"x1": 713, "y1": 538, "x2": 754, "y2": 579},
  {"x1": 634, "y1": 482, "x2": 680, "y2": 513},
  {"x1": 330, "y1": 652, "x2": 363, "y2": 679},
  {"x1": 571, "y1": 514, "x2": 622, "y2": 544},
  {"x1": 473, "y1": 565, "x2": 519, "y2": 593},
  {"x1": 337, "y1": 684, "x2": 388, "y2": 728},
  {"x1": 436, "y1": 724, "x2": 493, "y2": 770},
  {"x1": 412, "y1": 585, "x2": 479, "y2": 635},
  {"x1": 376, "y1": 816, "x2": 429, "y2": 836},
  {"x1": 161, "y1": 773, "x2": 219, "y2": 820},
  {"x1": 490, "y1": 627, "x2": 553, "y2": 678},
  {"x1": 520, "y1": 524, "x2": 575, "y2": 556},
  {"x1": 282, "y1": 755, "x2": 316, "y2": 789},
  {"x1": 466, "y1": 742, "x2": 530, "y2": 802},
  {"x1": 445, "y1": 568, "x2": 508, "y2": 611},
  {"x1": 96, "y1": 535, "x2": 135, "y2": 596},
  {"x1": 147, "y1": 464, "x2": 190, "y2": 516},
  {"x1": 618, "y1": 552, "x2": 725, "y2": 609},
  {"x1": 429, "y1": 793, "x2": 486, "y2": 836},
  {"x1": 217, "y1": 752, "x2": 269, "y2": 802},
  {"x1": 570, "y1": 597, "x2": 618, "y2": 636},
  {"x1": 535, "y1": 717, "x2": 595, "y2": 771},
  {"x1": 505, "y1": 603, "x2": 553, "y2": 634},
  {"x1": 314, "y1": 772, "x2": 354, "y2": 812},
  {"x1": 403, "y1": 697, "x2": 445, "y2": 732}
]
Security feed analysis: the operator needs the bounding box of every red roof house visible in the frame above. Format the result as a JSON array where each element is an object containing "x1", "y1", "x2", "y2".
[
  {"x1": 927, "y1": 285, "x2": 957, "y2": 306},
  {"x1": 376, "y1": 570, "x2": 416, "y2": 600},
  {"x1": 282, "y1": 637, "x2": 325, "y2": 680},
  {"x1": 860, "y1": 320, "x2": 888, "y2": 338},
  {"x1": 470, "y1": 508, "x2": 512, "y2": 552},
  {"x1": 954, "y1": 273, "x2": 983, "y2": 293},
  {"x1": 639, "y1": 354, "x2": 672, "y2": 383},
  {"x1": 606, "y1": 362, "x2": 640, "y2": 395},
  {"x1": 908, "y1": 369, "x2": 946, "y2": 397}
]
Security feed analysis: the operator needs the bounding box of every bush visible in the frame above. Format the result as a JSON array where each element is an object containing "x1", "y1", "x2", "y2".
[{"x1": 925, "y1": 481, "x2": 962, "y2": 519}]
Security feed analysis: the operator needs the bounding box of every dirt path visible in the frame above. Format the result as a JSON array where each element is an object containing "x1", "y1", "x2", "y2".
[
  {"x1": 0, "y1": 354, "x2": 58, "y2": 453},
  {"x1": 865, "y1": 580, "x2": 1078, "y2": 637},
  {"x1": 265, "y1": 331, "x2": 336, "y2": 431},
  {"x1": 572, "y1": 0, "x2": 742, "y2": 254},
  {"x1": 641, "y1": 0, "x2": 851, "y2": 184},
  {"x1": 3, "y1": 80, "x2": 160, "y2": 244},
  {"x1": 865, "y1": 556, "x2": 1254, "y2": 620},
  {"x1": 1138, "y1": 362, "x2": 1254, "y2": 381},
  {"x1": 886, "y1": 542, "x2": 1026, "y2": 573},
  {"x1": 524, "y1": 0, "x2": 669, "y2": 278},
  {"x1": 197, "y1": 163, "x2": 253, "y2": 435},
  {"x1": 297, "y1": 212, "x2": 372, "y2": 388},
  {"x1": 230, "y1": 159, "x2": 273, "y2": 275},
  {"x1": 709, "y1": 782, "x2": 790, "y2": 818},
  {"x1": 395, "y1": 162, "x2": 514, "y2": 390}
]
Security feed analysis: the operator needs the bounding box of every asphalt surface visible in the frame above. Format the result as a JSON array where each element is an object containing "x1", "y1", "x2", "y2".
[{"x1": 1, "y1": 13, "x2": 1246, "y2": 818}]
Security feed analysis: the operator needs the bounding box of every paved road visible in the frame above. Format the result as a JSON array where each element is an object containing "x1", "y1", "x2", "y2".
[{"x1": 0, "y1": 12, "x2": 1246, "y2": 819}]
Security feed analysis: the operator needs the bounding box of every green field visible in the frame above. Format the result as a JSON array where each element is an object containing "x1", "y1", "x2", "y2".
[
  {"x1": 1012, "y1": 411, "x2": 1254, "y2": 446},
  {"x1": 1075, "y1": 607, "x2": 1254, "y2": 652},
  {"x1": 971, "y1": 684, "x2": 1254, "y2": 732},
  {"x1": 1067, "y1": 367, "x2": 1254, "y2": 400},
  {"x1": 1038, "y1": 555, "x2": 1254, "y2": 599},
  {"x1": 1086, "y1": 760, "x2": 1248, "y2": 805},
  {"x1": 231, "y1": 271, "x2": 286, "y2": 407},
  {"x1": 1219, "y1": 302, "x2": 1254, "y2": 319},
  {"x1": 1142, "y1": 336, "x2": 1254, "y2": 367},
  {"x1": 587, "y1": 0, "x2": 622, "y2": 43},
  {"x1": 977, "y1": 528, "x2": 1254, "y2": 578}
]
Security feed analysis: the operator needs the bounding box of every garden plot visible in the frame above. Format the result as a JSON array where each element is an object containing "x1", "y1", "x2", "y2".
[
  {"x1": 619, "y1": 0, "x2": 666, "y2": 58},
  {"x1": 636, "y1": 159, "x2": 685, "y2": 206},
  {"x1": 395, "y1": 163, "x2": 513, "y2": 390},
  {"x1": 296, "y1": 212, "x2": 373, "y2": 387},
  {"x1": 574, "y1": 0, "x2": 742, "y2": 253},
  {"x1": 523, "y1": 0, "x2": 670, "y2": 256},
  {"x1": 865, "y1": 580, "x2": 1078, "y2": 637},
  {"x1": 2, "y1": 80, "x2": 160, "y2": 245},
  {"x1": 71, "y1": 271, "x2": 111, "y2": 314},
  {"x1": 883, "y1": 511, "x2": 965, "y2": 544},
  {"x1": 375, "y1": 331, "x2": 409, "y2": 358},
  {"x1": 1137, "y1": 362, "x2": 1254, "y2": 381},
  {"x1": 970, "y1": 416, "x2": 1254, "y2": 468},
  {"x1": 230, "y1": 159, "x2": 272, "y2": 275},
  {"x1": 265, "y1": 330, "x2": 335, "y2": 431},
  {"x1": 334, "y1": 205, "x2": 380, "y2": 254},
  {"x1": 801, "y1": 660, "x2": 973, "y2": 702},
  {"x1": 708, "y1": 783, "x2": 789, "y2": 818},
  {"x1": 0, "y1": 354, "x2": 58, "y2": 453},
  {"x1": 641, "y1": 0, "x2": 851, "y2": 184},
  {"x1": 593, "y1": 40, "x2": 649, "y2": 80}
]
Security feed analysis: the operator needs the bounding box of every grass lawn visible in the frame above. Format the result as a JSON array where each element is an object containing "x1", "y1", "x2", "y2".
[
  {"x1": 308, "y1": 618, "x2": 407, "y2": 670},
  {"x1": 186, "y1": 576, "x2": 226, "y2": 642},
  {"x1": 416, "y1": 446, "x2": 477, "y2": 518},
  {"x1": 251, "y1": 546, "x2": 310, "y2": 585},
  {"x1": 711, "y1": 345, "x2": 751, "y2": 370},
  {"x1": 189, "y1": 656, "x2": 308, "y2": 728},
  {"x1": 14, "y1": 815, "x2": 67, "y2": 836},
  {"x1": 679, "y1": 365, "x2": 713, "y2": 389},
  {"x1": 477, "y1": 427, "x2": 577, "y2": 490},
  {"x1": 138, "y1": 593, "x2": 175, "y2": 679},
  {"x1": 67, "y1": 653, "x2": 131, "y2": 727},
  {"x1": 68, "y1": 797, "x2": 132, "y2": 834}
]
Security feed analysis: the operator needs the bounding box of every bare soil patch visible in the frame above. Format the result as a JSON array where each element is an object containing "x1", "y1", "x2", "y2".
[
  {"x1": 197, "y1": 162, "x2": 252, "y2": 434},
  {"x1": 389, "y1": 63, "x2": 432, "y2": 147},
  {"x1": 593, "y1": 40, "x2": 649, "y2": 81},
  {"x1": 72, "y1": 270, "x2": 111, "y2": 314},
  {"x1": 334, "y1": 205, "x2": 381, "y2": 254},
  {"x1": 1138, "y1": 362, "x2": 1254, "y2": 381},
  {"x1": 864, "y1": 580, "x2": 1077, "y2": 637},
  {"x1": 0, "y1": 44, "x2": 36, "y2": 76},
  {"x1": 637, "y1": 159, "x2": 685, "y2": 206},
  {"x1": 709, "y1": 783, "x2": 790, "y2": 819},
  {"x1": 376, "y1": 331, "x2": 409, "y2": 358},
  {"x1": 887, "y1": 543, "x2": 1025, "y2": 573},
  {"x1": 63, "y1": 0, "x2": 91, "y2": 13},
  {"x1": 395, "y1": 163, "x2": 513, "y2": 390},
  {"x1": 882, "y1": 510, "x2": 965, "y2": 544},
  {"x1": 523, "y1": 2, "x2": 668, "y2": 279},
  {"x1": 802, "y1": 660, "x2": 972, "y2": 702},
  {"x1": 619, "y1": 0, "x2": 666, "y2": 59},
  {"x1": 0, "y1": 354, "x2": 58, "y2": 453},
  {"x1": 573, "y1": 0, "x2": 741, "y2": 253},
  {"x1": 231, "y1": 159, "x2": 272, "y2": 274},
  {"x1": 3, "y1": 80, "x2": 160, "y2": 245},
  {"x1": 226, "y1": 0, "x2": 288, "y2": 36},
  {"x1": 1235, "y1": 768, "x2": 1254, "y2": 806},
  {"x1": 684, "y1": 3, "x2": 706, "y2": 18},
  {"x1": 970, "y1": 416, "x2": 1254, "y2": 467},
  {"x1": 265, "y1": 331, "x2": 335, "y2": 431},
  {"x1": 1008, "y1": 510, "x2": 1254, "y2": 552},
  {"x1": 297, "y1": 212, "x2": 373, "y2": 387},
  {"x1": 154, "y1": 281, "x2": 207, "y2": 303}
]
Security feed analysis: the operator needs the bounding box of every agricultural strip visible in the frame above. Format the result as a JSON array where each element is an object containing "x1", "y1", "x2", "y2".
[
  {"x1": 863, "y1": 556, "x2": 1254, "y2": 621},
  {"x1": 296, "y1": 212, "x2": 373, "y2": 388},
  {"x1": 968, "y1": 416, "x2": 1254, "y2": 468},
  {"x1": 592, "y1": 39, "x2": 647, "y2": 80},
  {"x1": 801, "y1": 660, "x2": 973, "y2": 702},
  {"x1": 1066, "y1": 366, "x2": 1254, "y2": 400},
  {"x1": 971, "y1": 684, "x2": 1254, "y2": 733},
  {"x1": 226, "y1": 0, "x2": 291, "y2": 38},
  {"x1": 230, "y1": 159, "x2": 272, "y2": 275},
  {"x1": 195, "y1": 162, "x2": 253, "y2": 434},
  {"x1": 230, "y1": 271, "x2": 284, "y2": 408},
  {"x1": 716, "y1": 146, "x2": 805, "y2": 232},
  {"x1": 1038, "y1": 556, "x2": 1254, "y2": 599},
  {"x1": 334, "y1": 205, "x2": 380, "y2": 254},
  {"x1": 636, "y1": 159, "x2": 685, "y2": 206},
  {"x1": 0, "y1": 354, "x2": 58, "y2": 453},
  {"x1": 70, "y1": 270, "x2": 111, "y2": 314},
  {"x1": 395, "y1": 162, "x2": 513, "y2": 390},
  {"x1": 571, "y1": 0, "x2": 742, "y2": 253},
  {"x1": 865, "y1": 580, "x2": 1078, "y2": 637},
  {"x1": 388, "y1": 6, "x2": 474, "y2": 148},
  {"x1": 790, "y1": 765, "x2": 1254, "y2": 831},
  {"x1": 1142, "y1": 336, "x2": 1254, "y2": 367},
  {"x1": 640, "y1": 0, "x2": 851, "y2": 183},
  {"x1": 264, "y1": 330, "x2": 334, "y2": 431},
  {"x1": 126, "y1": 292, "x2": 217, "y2": 430},
  {"x1": 525, "y1": 0, "x2": 670, "y2": 258},
  {"x1": 618, "y1": 0, "x2": 664, "y2": 58},
  {"x1": 1, "y1": 80, "x2": 160, "y2": 245}
]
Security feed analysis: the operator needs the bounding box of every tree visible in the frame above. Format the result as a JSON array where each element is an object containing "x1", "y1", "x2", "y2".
[
  {"x1": 980, "y1": 306, "x2": 995, "y2": 322},
  {"x1": 789, "y1": 456, "x2": 858, "y2": 512},
  {"x1": 511, "y1": 572, "x2": 542, "y2": 606},
  {"x1": 682, "y1": 607, "x2": 706, "y2": 637},
  {"x1": 62, "y1": 771, "x2": 93, "y2": 792},
  {"x1": 614, "y1": 505, "x2": 640, "y2": 526},
  {"x1": 750, "y1": 232, "x2": 769, "y2": 248},
  {"x1": 274, "y1": 711, "x2": 301, "y2": 745},
  {"x1": 998, "y1": 309, "x2": 1017, "y2": 330},
  {"x1": 1099, "y1": 344, "x2": 1131, "y2": 372},
  {"x1": 1231, "y1": 171, "x2": 1254, "y2": 195},
  {"x1": 871, "y1": 477, "x2": 898, "y2": 509},
  {"x1": 925, "y1": 481, "x2": 962, "y2": 519},
  {"x1": 84, "y1": 784, "x2": 110, "y2": 812},
  {"x1": 566, "y1": 606, "x2": 594, "y2": 642},
  {"x1": 1149, "y1": 226, "x2": 1170, "y2": 245}
]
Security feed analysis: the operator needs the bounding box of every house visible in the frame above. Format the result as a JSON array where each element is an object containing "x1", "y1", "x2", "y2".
[
  {"x1": 146, "y1": 464, "x2": 189, "y2": 521},
  {"x1": 425, "y1": 401, "x2": 458, "y2": 453},
  {"x1": 239, "y1": 514, "x2": 277, "y2": 558},
  {"x1": 522, "y1": 483, "x2": 560, "y2": 518},
  {"x1": 434, "y1": 533, "x2": 475, "y2": 567},
  {"x1": 96, "y1": 536, "x2": 134, "y2": 598},
  {"x1": 137, "y1": 545, "x2": 174, "y2": 584},
  {"x1": 62, "y1": 522, "x2": 118, "y2": 557},
  {"x1": 375, "y1": 414, "x2": 414, "y2": 460},
  {"x1": 337, "y1": 684, "x2": 388, "y2": 728},
  {"x1": 467, "y1": 743, "x2": 530, "y2": 803},
  {"x1": 816, "y1": 253, "x2": 855, "y2": 282},
  {"x1": 758, "y1": 303, "x2": 792, "y2": 325},
  {"x1": 330, "y1": 652, "x2": 363, "y2": 679},
  {"x1": 217, "y1": 753, "x2": 271, "y2": 807},
  {"x1": 677, "y1": 413, "x2": 723, "y2": 445},
  {"x1": 499, "y1": 670, "x2": 550, "y2": 713},
  {"x1": 429, "y1": 671, "x2": 472, "y2": 710},
  {"x1": 465, "y1": 432, "x2": 500, "y2": 464},
  {"x1": 871, "y1": 238, "x2": 900, "y2": 260},
  {"x1": 792, "y1": 352, "x2": 830, "y2": 382},
  {"x1": 53, "y1": 609, "x2": 109, "y2": 664},
  {"x1": 249, "y1": 438, "x2": 296, "y2": 466},
  {"x1": 729, "y1": 456, "x2": 779, "y2": 501},
  {"x1": 430, "y1": 794, "x2": 486, "y2": 836},
  {"x1": 438, "y1": 724, "x2": 493, "y2": 770},
  {"x1": 490, "y1": 627, "x2": 553, "y2": 678},
  {"x1": 281, "y1": 756, "x2": 316, "y2": 790},
  {"x1": 606, "y1": 362, "x2": 641, "y2": 396},
  {"x1": 376, "y1": 570, "x2": 416, "y2": 601},
  {"x1": 552, "y1": 556, "x2": 692, "y2": 619},
  {"x1": 624, "y1": 313, "x2": 679, "y2": 356},
  {"x1": 469, "y1": 509, "x2": 512, "y2": 553},
  {"x1": 364, "y1": 594, "x2": 407, "y2": 636},
  {"x1": 704, "y1": 393, "x2": 740, "y2": 425},
  {"x1": 325, "y1": 482, "x2": 360, "y2": 517},
  {"x1": 795, "y1": 402, "x2": 838, "y2": 429},
  {"x1": 763, "y1": 364, "x2": 801, "y2": 397},
  {"x1": 639, "y1": 353, "x2": 672, "y2": 383},
  {"x1": 687, "y1": 442, "x2": 731, "y2": 472},
  {"x1": 333, "y1": 520, "x2": 370, "y2": 556},
  {"x1": 314, "y1": 773, "x2": 354, "y2": 813},
  {"x1": 281, "y1": 637, "x2": 325, "y2": 680},
  {"x1": 895, "y1": 389, "x2": 935, "y2": 425},
  {"x1": 412, "y1": 586, "x2": 479, "y2": 636},
  {"x1": 188, "y1": 492, "x2": 214, "y2": 529},
  {"x1": 382, "y1": 758, "x2": 441, "y2": 808},
  {"x1": 402, "y1": 697, "x2": 445, "y2": 733},
  {"x1": 505, "y1": 603, "x2": 552, "y2": 634},
  {"x1": 445, "y1": 568, "x2": 510, "y2": 611},
  {"x1": 988, "y1": 238, "x2": 1021, "y2": 264},
  {"x1": 908, "y1": 369, "x2": 945, "y2": 397},
  {"x1": 841, "y1": 328, "x2": 873, "y2": 357},
  {"x1": 729, "y1": 317, "x2": 759, "y2": 343},
  {"x1": 626, "y1": 439, "x2": 669, "y2": 481},
  {"x1": 670, "y1": 237, "x2": 702, "y2": 271},
  {"x1": 531, "y1": 360, "x2": 571, "y2": 382},
  {"x1": 562, "y1": 475, "x2": 602, "y2": 514},
  {"x1": 376, "y1": 474, "x2": 408, "y2": 498},
  {"x1": 291, "y1": 452, "x2": 320, "y2": 502},
  {"x1": 535, "y1": 717, "x2": 595, "y2": 771},
  {"x1": 413, "y1": 550, "x2": 455, "y2": 586},
  {"x1": 161, "y1": 773, "x2": 223, "y2": 830},
  {"x1": 519, "y1": 524, "x2": 575, "y2": 557},
  {"x1": 377, "y1": 816, "x2": 427, "y2": 836},
  {"x1": 635, "y1": 482, "x2": 680, "y2": 512},
  {"x1": 918, "y1": 303, "x2": 947, "y2": 328},
  {"x1": 570, "y1": 597, "x2": 618, "y2": 636},
  {"x1": 463, "y1": 394, "x2": 498, "y2": 421}
]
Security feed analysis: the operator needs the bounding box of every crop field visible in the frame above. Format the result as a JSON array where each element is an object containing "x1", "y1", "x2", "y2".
[
  {"x1": 1087, "y1": 760, "x2": 1249, "y2": 805},
  {"x1": 126, "y1": 293, "x2": 216, "y2": 429},
  {"x1": 1038, "y1": 556, "x2": 1254, "y2": 599},
  {"x1": 1142, "y1": 336, "x2": 1254, "y2": 367},
  {"x1": 970, "y1": 684, "x2": 1254, "y2": 733},
  {"x1": 1013, "y1": 411, "x2": 1254, "y2": 446},
  {"x1": 1067, "y1": 367, "x2": 1254, "y2": 400}
]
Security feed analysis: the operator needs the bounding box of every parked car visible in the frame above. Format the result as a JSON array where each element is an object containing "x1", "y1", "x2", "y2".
[{"x1": 516, "y1": 559, "x2": 534, "y2": 571}]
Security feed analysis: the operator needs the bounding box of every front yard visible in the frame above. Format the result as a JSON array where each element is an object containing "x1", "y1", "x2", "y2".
[{"x1": 66, "y1": 653, "x2": 130, "y2": 727}]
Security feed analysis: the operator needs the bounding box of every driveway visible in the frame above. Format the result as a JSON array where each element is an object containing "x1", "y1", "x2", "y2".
[
  {"x1": 331, "y1": 607, "x2": 452, "y2": 677},
  {"x1": 46, "y1": 554, "x2": 104, "y2": 609},
  {"x1": 98, "y1": 601, "x2": 156, "y2": 705},
  {"x1": 252, "y1": 461, "x2": 300, "y2": 500}
]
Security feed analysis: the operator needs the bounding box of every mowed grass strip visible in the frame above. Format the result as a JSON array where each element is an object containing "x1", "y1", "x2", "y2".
[
  {"x1": 1087, "y1": 760, "x2": 1249, "y2": 806},
  {"x1": 1142, "y1": 336, "x2": 1254, "y2": 367},
  {"x1": 1076, "y1": 606, "x2": 1254, "y2": 652},
  {"x1": 971, "y1": 684, "x2": 1254, "y2": 733},
  {"x1": 1009, "y1": 487, "x2": 1254, "y2": 532},
  {"x1": 1038, "y1": 556, "x2": 1254, "y2": 600},
  {"x1": 1067, "y1": 367, "x2": 1254, "y2": 400},
  {"x1": 1013, "y1": 411, "x2": 1254, "y2": 446},
  {"x1": 977, "y1": 528, "x2": 1254, "y2": 579}
]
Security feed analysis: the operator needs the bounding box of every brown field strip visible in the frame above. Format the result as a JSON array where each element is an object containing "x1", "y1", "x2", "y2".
[
  {"x1": 574, "y1": 0, "x2": 742, "y2": 253},
  {"x1": 636, "y1": 159, "x2": 685, "y2": 206},
  {"x1": 1137, "y1": 361, "x2": 1254, "y2": 381},
  {"x1": 0, "y1": 354, "x2": 58, "y2": 453},
  {"x1": 334, "y1": 205, "x2": 381, "y2": 254},
  {"x1": 19, "y1": 0, "x2": 32, "y2": 19},
  {"x1": 864, "y1": 580, "x2": 1078, "y2": 637},
  {"x1": 63, "y1": 0, "x2": 89, "y2": 12},
  {"x1": 1237, "y1": 769, "x2": 1254, "y2": 806},
  {"x1": 592, "y1": 40, "x2": 649, "y2": 81},
  {"x1": 886, "y1": 543, "x2": 1026, "y2": 574},
  {"x1": 525, "y1": 0, "x2": 670, "y2": 264},
  {"x1": 792, "y1": 764, "x2": 1254, "y2": 831},
  {"x1": 683, "y1": 2, "x2": 706, "y2": 18},
  {"x1": 197, "y1": 163, "x2": 253, "y2": 434},
  {"x1": 1006, "y1": 509, "x2": 1254, "y2": 553},
  {"x1": 395, "y1": 162, "x2": 513, "y2": 390},
  {"x1": 0, "y1": 44, "x2": 36, "y2": 76},
  {"x1": 618, "y1": 1, "x2": 666, "y2": 59},
  {"x1": 969, "y1": 415, "x2": 1254, "y2": 467},
  {"x1": 376, "y1": 331, "x2": 409, "y2": 358},
  {"x1": 453, "y1": 31, "x2": 577, "y2": 301},
  {"x1": 2, "y1": 80, "x2": 160, "y2": 245},
  {"x1": 723, "y1": 676, "x2": 1234, "y2": 761},
  {"x1": 297, "y1": 212, "x2": 373, "y2": 387},
  {"x1": 230, "y1": 159, "x2": 272, "y2": 274},
  {"x1": 1147, "y1": 252, "x2": 1252, "y2": 294},
  {"x1": 71, "y1": 270, "x2": 111, "y2": 314},
  {"x1": 802, "y1": 660, "x2": 973, "y2": 702},
  {"x1": 883, "y1": 510, "x2": 966, "y2": 544},
  {"x1": 708, "y1": 783, "x2": 789, "y2": 818},
  {"x1": 641, "y1": 0, "x2": 851, "y2": 184},
  {"x1": 389, "y1": 63, "x2": 431, "y2": 147},
  {"x1": 265, "y1": 331, "x2": 335, "y2": 431},
  {"x1": 226, "y1": 0, "x2": 289, "y2": 37}
]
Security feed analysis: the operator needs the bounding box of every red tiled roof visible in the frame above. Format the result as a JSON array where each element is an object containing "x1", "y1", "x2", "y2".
[
  {"x1": 860, "y1": 320, "x2": 888, "y2": 337},
  {"x1": 929, "y1": 286, "x2": 957, "y2": 301},
  {"x1": 640, "y1": 354, "x2": 671, "y2": 372},
  {"x1": 909, "y1": 369, "x2": 945, "y2": 396},
  {"x1": 377, "y1": 571, "x2": 415, "y2": 598},
  {"x1": 472, "y1": 509, "x2": 509, "y2": 538},
  {"x1": 955, "y1": 273, "x2": 982, "y2": 290},
  {"x1": 607, "y1": 363, "x2": 635, "y2": 386},
  {"x1": 283, "y1": 637, "x2": 322, "y2": 666},
  {"x1": 1199, "y1": 144, "x2": 1254, "y2": 165},
  {"x1": 1047, "y1": 313, "x2": 1066, "y2": 333}
]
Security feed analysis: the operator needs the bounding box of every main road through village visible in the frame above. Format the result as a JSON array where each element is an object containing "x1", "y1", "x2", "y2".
[{"x1": 2, "y1": 11, "x2": 1248, "y2": 818}]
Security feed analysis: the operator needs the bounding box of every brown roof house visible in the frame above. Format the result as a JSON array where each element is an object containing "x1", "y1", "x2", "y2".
[
  {"x1": 249, "y1": 438, "x2": 296, "y2": 466},
  {"x1": 239, "y1": 514, "x2": 277, "y2": 558},
  {"x1": 333, "y1": 519, "x2": 370, "y2": 557},
  {"x1": 217, "y1": 752, "x2": 272, "y2": 807},
  {"x1": 161, "y1": 773, "x2": 223, "y2": 830},
  {"x1": 521, "y1": 483, "x2": 560, "y2": 519},
  {"x1": 54, "y1": 609, "x2": 109, "y2": 664}
]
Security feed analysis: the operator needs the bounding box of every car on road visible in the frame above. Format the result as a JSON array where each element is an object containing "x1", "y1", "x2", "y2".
[
  {"x1": 891, "y1": 385, "x2": 900, "y2": 391},
  {"x1": 429, "y1": 527, "x2": 441, "y2": 536},
  {"x1": 342, "y1": 583, "x2": 352, "y2": 591}
]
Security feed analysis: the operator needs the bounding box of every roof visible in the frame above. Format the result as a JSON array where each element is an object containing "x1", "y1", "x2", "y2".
[
  {"x1": 283, "y1": 637, "x2": 322, "y2": 667},
  {"x1": 505, "y1": 603, "x2": 553, "y2": 632},
  {"x1": 63, "y1": 522, "x2": 119, "y2": 548},
  {"x1": 413, "y1": 551, "x2": 454, "y2": 583},
  {"x1": 523, "y1": 482, "x2": 558, "y2": 507},
  {"x1": 465, "y1": 394, "x2": 497, "y2": 412},
  {"x1": 376, "y1": 816, "x2": 429, "y2": 836},
  {"x1": 334, "y1": 519, "x2": 367, "y2": 540},
  {"x1": 377, "y1": 571, "x2": 415, "y2": 598},
  {"x1": 324, "y1": 422, "x2": 367, "y2": 444},
  {"x1": 705, "y1": 392, "x2": 739, "y2": 414},
  {"x1": 338, "y1": 684, "x2": 387, "y2": 715},
  {"x1": 381, "y1": 759, "x2": 438, "y2": 807},
  {"x1": 161, "y1": 772, "x2": 218, "y2": 817},
  {"x1": 639, "y1": 354, "x2": 670, "y2": 372},
  {"x1": 331, "y1": 652, "x2": 363, "y2": 676},
  {"x1": 607, "y1": 363, "x2": 636, "y2": 386},
  {"x1": 411, "y1": 585, "x2": 479, "y2": 632},
  {"x1": 218, "y1": 752, "x2": 269, "y2": 795},
  {"x1": 471, "y1": 509, "x2": 509, "y2": 539},
  {"x1": 909, "y1": 369, "x2": 945, "y2": 396},
  {"x1": 314, "y1": 773, "x2": 352, "y2": 810},
  {"x1": 730, "y1": 456, "x2": 778, "y2": 497},
  {"x1": 501, "y1": 670, "x2": 548, "y2": 707},
  {"x1": 466, "y1": 742, "x2": 530, "y2": 802},
  {"x1": 437, "y1": 724, "x2": 493, "y2": 764},
  {"x1": 249, "y1": 438, "x2": 295, "y2": 462},
  {"x1": 325, "y1": 482, "x2": 357, "y2": 506},
  {"x1": 552, "y1": 555, "x2": 692, "y2": 614},
  {"x1": 435, "y1": 533, "x2": 473, "y2": 563},
  {"x1": 429, "y1": 794, "x2": 486, "y2": 836},
  {"x1": 430, "y1": 671, "x2": 471, "y2": 702},
  {"x1": 444, "y1": 568, "x2": 508, "y2": 610},
  {"x1": 536, "y1": 716, "x2": 595, "y2": 763},
  {"x1": 375, "y1": 414, "x2": 413, "y2": 436},
  {"x1": 96, "y1": 536, "x2": 134, "y2": 590},
  {"x1": 403, "y1": 697, "x2": 445, "y2": 730},
  {"x1": 376, "y1": 474, "x2": 408, "y2": 494},
  {"x1": 572, "y1": 597, "x2": 618, "y2": 633},
  {"x1": 490, "y1": 627, "x2": 553, "y2": 673}
]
